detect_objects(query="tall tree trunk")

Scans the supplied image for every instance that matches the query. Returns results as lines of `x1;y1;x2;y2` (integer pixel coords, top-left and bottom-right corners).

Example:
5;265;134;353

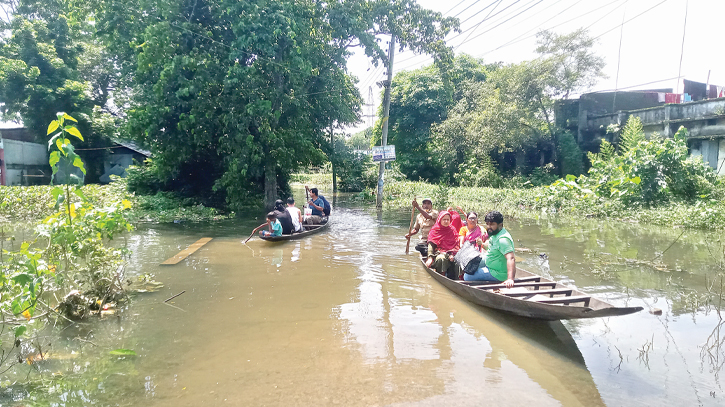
264;160;276;210
331;127;337;193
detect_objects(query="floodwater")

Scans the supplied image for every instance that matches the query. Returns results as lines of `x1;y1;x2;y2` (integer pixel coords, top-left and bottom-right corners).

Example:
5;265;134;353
3;191;725;406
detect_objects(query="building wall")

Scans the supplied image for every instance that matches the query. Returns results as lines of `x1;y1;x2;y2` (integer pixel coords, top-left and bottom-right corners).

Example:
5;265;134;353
575;97;725;174
2;139;49;185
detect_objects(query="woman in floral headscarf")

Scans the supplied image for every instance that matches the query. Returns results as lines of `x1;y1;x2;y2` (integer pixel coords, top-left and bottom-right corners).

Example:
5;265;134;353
425;211;460;279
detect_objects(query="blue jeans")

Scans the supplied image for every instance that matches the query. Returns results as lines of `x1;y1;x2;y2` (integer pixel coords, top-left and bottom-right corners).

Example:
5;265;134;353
463;261;502;282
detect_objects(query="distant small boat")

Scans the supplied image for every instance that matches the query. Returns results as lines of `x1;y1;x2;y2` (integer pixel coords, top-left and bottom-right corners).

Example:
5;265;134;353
259;219;330;242
420;258;642;320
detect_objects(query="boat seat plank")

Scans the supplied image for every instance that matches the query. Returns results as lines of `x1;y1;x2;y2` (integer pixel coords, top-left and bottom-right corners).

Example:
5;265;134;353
532;295;591;307
504;288;573;298
473;282;558;290
459;276;541;286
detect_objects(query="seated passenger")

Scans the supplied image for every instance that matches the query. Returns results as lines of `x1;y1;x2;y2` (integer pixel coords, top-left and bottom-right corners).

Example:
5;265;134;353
464;211;516;288
286;197;303;233
425;211;460;280
273;199;294;234
447;206;464;233
306;186;331;216
458;211;488;249
304;187;326;224
260;212;283;237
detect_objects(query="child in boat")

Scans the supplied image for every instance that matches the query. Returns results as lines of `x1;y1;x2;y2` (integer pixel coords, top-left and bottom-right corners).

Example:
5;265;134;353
260;212;283;237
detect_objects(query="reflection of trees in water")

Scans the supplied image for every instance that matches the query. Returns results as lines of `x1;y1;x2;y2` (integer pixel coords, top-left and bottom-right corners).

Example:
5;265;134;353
701;316;725;387
522;217;725;317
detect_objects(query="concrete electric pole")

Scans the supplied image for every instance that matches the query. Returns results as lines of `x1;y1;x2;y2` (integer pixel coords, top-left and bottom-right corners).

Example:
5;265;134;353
376;35;395;208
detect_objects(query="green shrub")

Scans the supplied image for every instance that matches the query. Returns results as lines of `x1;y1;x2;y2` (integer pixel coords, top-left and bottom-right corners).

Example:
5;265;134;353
557;131;584;176
544;126;718;208
528;164;558;186
454;155;504;187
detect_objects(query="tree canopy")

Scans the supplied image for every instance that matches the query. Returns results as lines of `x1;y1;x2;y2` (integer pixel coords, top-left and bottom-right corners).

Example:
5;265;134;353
96;0;457;208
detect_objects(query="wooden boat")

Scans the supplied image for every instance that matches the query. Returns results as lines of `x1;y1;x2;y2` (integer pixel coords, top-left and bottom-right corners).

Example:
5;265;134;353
259;219;330;242
420;258;642;320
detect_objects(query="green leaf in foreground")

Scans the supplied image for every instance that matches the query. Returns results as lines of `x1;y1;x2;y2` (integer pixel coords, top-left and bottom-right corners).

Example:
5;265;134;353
109;349;137;356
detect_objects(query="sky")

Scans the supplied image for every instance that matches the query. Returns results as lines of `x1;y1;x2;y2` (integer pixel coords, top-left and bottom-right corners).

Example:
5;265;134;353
345;0;725;134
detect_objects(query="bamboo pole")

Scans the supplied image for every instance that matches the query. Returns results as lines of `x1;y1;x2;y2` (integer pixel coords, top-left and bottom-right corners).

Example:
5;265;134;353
405;204;416;254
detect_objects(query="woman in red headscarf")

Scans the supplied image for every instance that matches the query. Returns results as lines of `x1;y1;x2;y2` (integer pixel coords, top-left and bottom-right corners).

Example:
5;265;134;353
425;211;461;279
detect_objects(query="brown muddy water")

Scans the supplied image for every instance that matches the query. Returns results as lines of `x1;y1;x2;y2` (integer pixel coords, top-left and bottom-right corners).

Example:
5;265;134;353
2;192;725;406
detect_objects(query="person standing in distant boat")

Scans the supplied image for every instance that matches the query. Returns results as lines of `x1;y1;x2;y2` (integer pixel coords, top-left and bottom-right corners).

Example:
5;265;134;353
286;197;303;233
464;211;516;288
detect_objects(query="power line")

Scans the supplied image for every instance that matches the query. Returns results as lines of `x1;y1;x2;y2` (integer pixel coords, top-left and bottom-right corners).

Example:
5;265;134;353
591;0;670;41
451;0;546;50
444;0;472;15
480;0;605;56
452;0;491;19
458;0;507;25
454;0;503;51
591;75;681;93
397;0;537;69
393;0;501;66
477;0;626;59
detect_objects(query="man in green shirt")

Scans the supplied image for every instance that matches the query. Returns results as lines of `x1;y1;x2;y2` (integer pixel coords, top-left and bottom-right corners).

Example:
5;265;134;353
463;211;516;288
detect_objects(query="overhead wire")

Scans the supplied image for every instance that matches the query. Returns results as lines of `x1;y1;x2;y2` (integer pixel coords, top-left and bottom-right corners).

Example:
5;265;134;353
590;76;681;93
443;0;472;16
480;0;607;56
451;0;547;50
393;0;501;66
591;0;670;41
397;0;541;69
454;0;503;51
458;0;508;25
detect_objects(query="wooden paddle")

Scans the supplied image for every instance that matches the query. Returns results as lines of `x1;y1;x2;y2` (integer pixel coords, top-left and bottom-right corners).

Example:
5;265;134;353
244;222;268;243
405;202;417;254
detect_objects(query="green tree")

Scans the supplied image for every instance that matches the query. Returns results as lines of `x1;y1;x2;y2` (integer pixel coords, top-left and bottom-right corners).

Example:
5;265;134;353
535;28;606;100
0;0;121;182
100;0;457;209
429;29;606;182
384;54;489;182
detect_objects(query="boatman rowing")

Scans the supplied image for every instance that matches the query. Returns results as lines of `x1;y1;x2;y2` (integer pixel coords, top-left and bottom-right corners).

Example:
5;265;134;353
464;211;516;288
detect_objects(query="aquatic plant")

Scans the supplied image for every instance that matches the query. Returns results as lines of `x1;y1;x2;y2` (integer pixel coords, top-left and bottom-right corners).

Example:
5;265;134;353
0;114;133;376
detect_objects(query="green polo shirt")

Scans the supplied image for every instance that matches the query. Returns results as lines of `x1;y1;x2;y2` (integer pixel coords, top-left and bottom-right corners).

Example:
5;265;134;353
485;228;514;281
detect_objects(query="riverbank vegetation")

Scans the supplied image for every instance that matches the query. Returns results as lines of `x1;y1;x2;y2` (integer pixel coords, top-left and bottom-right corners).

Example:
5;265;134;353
0;116;139;397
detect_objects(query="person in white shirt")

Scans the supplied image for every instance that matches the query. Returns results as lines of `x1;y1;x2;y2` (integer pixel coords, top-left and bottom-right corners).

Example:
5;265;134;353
286;197;303;233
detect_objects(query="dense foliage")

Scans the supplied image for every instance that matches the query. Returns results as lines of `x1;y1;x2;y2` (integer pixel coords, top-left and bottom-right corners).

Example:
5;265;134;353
0;0;121;182
384;29;603;185
0;116;133;381
542;122;719;209
96;0;457;209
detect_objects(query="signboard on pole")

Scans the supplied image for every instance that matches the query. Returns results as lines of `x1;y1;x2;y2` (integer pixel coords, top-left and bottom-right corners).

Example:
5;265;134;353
372;145;396;162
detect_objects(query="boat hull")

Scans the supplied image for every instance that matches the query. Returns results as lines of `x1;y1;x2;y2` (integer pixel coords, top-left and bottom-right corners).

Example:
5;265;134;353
420;259;642;320
259;220;330;242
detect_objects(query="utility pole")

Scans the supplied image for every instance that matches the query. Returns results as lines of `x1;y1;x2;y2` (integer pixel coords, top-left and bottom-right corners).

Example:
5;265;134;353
376;35;395;208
